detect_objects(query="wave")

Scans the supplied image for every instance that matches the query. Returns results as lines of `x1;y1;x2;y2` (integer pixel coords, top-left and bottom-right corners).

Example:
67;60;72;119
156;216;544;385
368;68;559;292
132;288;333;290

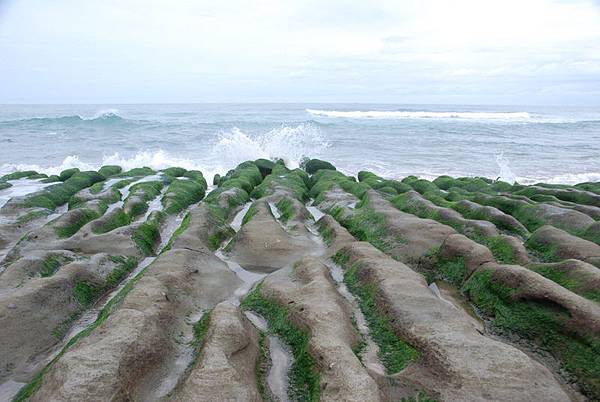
0;109;128;126
210;123;330;169
0;123;330;182
306;109;533;120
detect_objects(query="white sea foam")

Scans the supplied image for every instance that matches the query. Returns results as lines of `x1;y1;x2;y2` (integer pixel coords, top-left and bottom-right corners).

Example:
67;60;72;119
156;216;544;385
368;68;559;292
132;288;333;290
495;153;517;184
210;123;329;169
306;109;532;120
0;123;329;182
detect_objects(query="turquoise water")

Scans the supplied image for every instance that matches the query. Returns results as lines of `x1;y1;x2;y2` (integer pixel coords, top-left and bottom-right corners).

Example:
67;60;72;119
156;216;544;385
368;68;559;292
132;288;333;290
0;104;599;184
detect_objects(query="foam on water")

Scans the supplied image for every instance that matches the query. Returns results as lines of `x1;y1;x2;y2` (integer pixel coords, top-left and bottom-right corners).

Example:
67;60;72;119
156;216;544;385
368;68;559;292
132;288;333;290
306;109;533;121
0;104;598;186
211;124;329;169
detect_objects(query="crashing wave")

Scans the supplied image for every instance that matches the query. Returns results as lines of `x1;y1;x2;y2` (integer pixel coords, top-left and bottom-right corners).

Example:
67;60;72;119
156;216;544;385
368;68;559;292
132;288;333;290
306;109;532;120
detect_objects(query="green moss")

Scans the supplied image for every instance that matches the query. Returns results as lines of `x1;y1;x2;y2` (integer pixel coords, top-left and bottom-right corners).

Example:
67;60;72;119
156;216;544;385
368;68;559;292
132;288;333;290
310;170;369;203
515;186;600;207
524;236;560;262
484;236;516;264
205;209;236;250
302;158;336;174
358;171;412;195
14;253;153;401
98;165;122;178
88;182;105;194
318;223;333;246
251;164;309;201
40;255;64;277
24;171;105;210
111;178;137;189
162;167;187;177
104;256;138;288
218;162;263;191
161;177;207;215
529;264;600;303
16;209;51;225
124;181;163;217
255;333;272;401
1;170;39;181
192;311;211;348
407;179;440;195
91;208;131;234
275;197;295;223
59;168;80;182
433;256;467;286
335;254;419;374
242;203;257;225
26;172;47;179
73;281;102;307
120;167;155;177
41;175;60;183
241;285;320;402
463;270;600;399
254;158;275;178
55;204;107;238
0;182;12;190
132;212;165;256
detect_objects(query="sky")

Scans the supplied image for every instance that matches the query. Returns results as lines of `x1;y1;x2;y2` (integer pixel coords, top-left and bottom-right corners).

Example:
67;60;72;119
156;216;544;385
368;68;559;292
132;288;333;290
1;0;600;105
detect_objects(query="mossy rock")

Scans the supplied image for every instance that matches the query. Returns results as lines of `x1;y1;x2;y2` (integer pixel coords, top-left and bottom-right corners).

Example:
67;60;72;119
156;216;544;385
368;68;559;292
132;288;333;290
98;165;122;178
132;211;165;255
302;158;336;174
463;269;600;399
162;167;187;178
358;171;411;194
254;158;275;178
0;182;12;190
24;171;105;210
161;178;207;215
41;175;60;183
251;164;309;201
121;167;155;177
59;168;80;182
310;170;369;202
1;170;39;181
213;174;221;186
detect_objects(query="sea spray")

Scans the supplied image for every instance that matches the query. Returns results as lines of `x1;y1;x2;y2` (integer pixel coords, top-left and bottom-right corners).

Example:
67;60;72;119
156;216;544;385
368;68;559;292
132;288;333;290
495;153;516;184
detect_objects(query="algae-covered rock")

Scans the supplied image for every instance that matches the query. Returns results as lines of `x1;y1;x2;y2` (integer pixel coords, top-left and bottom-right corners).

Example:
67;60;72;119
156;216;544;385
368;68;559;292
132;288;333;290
302;158;336;174
98;165;122;178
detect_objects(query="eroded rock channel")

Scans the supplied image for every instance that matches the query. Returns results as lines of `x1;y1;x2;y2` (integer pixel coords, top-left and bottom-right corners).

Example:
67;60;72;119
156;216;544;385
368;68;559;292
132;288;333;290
0;159;598;401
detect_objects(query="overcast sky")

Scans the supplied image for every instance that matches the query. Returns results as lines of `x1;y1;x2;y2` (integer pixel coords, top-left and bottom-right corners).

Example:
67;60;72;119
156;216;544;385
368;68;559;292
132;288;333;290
1;0;600;105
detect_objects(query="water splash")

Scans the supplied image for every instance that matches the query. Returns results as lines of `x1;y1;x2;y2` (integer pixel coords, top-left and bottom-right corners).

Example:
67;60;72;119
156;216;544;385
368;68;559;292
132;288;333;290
211;124;329;169
495;153;516;184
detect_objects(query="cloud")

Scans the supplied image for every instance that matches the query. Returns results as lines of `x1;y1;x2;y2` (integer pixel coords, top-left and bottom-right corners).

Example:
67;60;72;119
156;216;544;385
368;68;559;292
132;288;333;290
0;0;599;104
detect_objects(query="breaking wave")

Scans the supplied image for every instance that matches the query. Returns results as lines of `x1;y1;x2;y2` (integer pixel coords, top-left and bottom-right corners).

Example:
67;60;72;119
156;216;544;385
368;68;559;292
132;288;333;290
306;109;532;121
210;124;330;169
0;123;330;181
0;109;128;126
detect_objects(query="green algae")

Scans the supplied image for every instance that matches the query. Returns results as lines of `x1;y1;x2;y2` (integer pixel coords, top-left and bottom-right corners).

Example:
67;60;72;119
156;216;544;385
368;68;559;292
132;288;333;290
241;285;320;402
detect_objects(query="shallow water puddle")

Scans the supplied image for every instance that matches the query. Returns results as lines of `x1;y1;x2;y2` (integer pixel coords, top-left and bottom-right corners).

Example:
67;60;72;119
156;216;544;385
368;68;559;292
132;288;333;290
105;174;163;213
325;260;386;376
229;202;252;232
0;178;53;209
306;203;325;222
267;201;281;220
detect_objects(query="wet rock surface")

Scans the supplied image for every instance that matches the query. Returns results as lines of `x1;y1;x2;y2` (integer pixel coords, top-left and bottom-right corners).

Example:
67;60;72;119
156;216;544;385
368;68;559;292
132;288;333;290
0;160;598;401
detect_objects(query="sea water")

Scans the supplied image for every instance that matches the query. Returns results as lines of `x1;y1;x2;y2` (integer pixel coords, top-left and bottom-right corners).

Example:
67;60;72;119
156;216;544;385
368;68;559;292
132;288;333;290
1;103;599;185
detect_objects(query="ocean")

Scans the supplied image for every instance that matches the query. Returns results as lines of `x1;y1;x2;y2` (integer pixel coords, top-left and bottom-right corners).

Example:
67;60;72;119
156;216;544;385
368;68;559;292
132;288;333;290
0;103;599;185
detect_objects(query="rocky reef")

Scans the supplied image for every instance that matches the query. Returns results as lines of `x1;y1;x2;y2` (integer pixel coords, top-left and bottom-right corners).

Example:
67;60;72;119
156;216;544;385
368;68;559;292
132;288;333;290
0;159;598;401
